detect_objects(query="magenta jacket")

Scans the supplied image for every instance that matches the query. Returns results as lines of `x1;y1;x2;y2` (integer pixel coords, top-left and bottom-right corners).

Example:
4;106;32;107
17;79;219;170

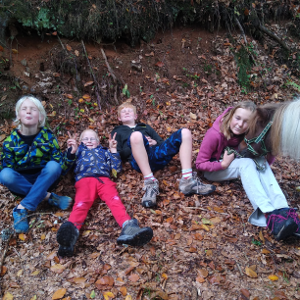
195;107;275;172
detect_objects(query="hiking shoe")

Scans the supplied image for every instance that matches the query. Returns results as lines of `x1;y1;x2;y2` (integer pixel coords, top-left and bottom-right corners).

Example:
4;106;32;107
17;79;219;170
142;179;159;208
117;219;153;246
266;208;298;241
290;208;300;238
13;207;29;233
57;221;79;257
49;193;72;210
179;173;216;196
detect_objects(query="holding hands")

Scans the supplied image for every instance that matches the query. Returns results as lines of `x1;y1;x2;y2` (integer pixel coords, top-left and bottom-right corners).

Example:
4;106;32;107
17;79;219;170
67;131;78;154
109;132;118;153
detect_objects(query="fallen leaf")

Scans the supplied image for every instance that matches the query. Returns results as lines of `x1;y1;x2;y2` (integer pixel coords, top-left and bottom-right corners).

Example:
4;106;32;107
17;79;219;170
74;50;80;57
128;273;140;282
52;31;57;35
31;270;40;276
47;251;57;260
84;81;94;87
125;296;132;300
245;267;258;278
3;292;14;300
50;264;65;274
1;266;7;276
1;95;7;101
66;45;72;51
103;291;114;299
90;290;96;299
120;286;127;296
240;289;250;298
40;234;46;240
0;45;4;52
52;288;66;299
261;249;270;254
155;61;164;67
12;49;18;54
30;296;37;300
268;274;279;281
82;94;91;100
18;233;26;241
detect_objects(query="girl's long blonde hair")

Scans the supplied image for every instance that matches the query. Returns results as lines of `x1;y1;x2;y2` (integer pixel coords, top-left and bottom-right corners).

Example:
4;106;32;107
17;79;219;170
220;101;256;140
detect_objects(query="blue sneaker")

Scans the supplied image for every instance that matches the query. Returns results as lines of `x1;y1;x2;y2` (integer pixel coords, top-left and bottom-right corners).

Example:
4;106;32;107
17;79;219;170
48;193;72;210
13;207;29;233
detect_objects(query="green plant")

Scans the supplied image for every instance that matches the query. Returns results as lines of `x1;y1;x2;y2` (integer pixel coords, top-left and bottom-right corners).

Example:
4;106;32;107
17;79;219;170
122;84;130;98
251;239;262;246
286;80;300;92
204;63;212;74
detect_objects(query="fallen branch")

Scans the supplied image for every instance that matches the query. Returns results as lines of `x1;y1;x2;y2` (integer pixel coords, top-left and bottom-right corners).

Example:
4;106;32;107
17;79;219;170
101;48;125;86
81;40;102;109
259;24;290;52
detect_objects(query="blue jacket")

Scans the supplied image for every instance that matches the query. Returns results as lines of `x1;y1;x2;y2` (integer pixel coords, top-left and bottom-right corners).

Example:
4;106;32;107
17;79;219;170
0;127;75;175
74;143;122;182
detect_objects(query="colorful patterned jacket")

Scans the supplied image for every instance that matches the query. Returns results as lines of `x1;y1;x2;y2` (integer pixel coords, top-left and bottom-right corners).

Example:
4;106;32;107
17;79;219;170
74;143;122;182
0;127;75;175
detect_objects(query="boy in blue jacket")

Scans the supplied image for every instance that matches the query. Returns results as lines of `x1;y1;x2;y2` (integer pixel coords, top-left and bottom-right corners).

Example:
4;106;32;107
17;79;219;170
0;95;77;233
56;129;153;257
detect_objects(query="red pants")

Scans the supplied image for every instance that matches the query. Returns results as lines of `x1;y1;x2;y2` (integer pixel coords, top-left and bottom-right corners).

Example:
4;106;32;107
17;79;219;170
68;177;131;229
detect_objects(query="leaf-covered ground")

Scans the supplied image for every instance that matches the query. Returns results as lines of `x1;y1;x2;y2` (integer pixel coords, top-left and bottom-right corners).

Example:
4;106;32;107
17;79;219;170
1;26;300;300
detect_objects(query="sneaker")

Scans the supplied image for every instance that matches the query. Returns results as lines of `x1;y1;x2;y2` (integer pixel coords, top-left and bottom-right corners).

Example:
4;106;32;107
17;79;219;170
142;179;159;208
290;208;300;238
49;193;72;210
179;173;216;196
13;207;29;233
266;208;298;241
117;219;153;246
57;221;79;257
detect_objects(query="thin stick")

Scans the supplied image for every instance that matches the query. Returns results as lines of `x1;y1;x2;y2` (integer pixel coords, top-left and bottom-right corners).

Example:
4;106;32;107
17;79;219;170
185;207;229;216
235;261;243;277
0;231;13;285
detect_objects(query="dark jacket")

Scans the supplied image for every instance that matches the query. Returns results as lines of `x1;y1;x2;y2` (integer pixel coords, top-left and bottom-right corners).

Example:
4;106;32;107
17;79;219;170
1;127;75;175
74;143;122;182
111;123;164;161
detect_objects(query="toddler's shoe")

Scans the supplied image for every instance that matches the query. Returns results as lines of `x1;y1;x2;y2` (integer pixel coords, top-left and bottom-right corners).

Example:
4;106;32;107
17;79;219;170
117;219;153;247
142;179;159;208
57;221;79;257
49;193;72;210
179;173;216;196
267;208;298;241
13;207;29;233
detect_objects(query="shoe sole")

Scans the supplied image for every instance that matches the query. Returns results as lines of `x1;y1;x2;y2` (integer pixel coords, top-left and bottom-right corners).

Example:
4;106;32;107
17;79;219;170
57;222;78;257
181;185;216;196
117;227;153;247
275;220;298;241
142;200;156;208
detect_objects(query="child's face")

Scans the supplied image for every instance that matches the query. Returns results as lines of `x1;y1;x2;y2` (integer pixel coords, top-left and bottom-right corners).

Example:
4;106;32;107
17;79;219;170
230;108;253;135
18;99;40;129
81;131;99;149
118;107;137;124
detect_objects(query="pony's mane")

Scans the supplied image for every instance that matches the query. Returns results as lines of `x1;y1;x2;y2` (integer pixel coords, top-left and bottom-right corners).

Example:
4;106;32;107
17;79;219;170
276;99;300;160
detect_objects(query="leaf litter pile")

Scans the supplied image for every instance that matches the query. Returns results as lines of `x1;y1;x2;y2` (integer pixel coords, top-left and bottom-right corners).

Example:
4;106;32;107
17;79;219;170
1;28;300;300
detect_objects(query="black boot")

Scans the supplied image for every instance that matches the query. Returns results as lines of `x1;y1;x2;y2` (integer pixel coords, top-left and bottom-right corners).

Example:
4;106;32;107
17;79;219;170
267;208;298;241
57;221;79;257
117;219;153;246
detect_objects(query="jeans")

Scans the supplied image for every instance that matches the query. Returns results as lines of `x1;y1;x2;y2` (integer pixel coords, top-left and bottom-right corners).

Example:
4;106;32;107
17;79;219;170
203;157;289;227
0;161;62;211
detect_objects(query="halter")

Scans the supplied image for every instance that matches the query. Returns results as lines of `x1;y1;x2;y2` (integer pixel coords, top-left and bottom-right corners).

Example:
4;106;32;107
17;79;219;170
244;120;273;157
223;120;273;171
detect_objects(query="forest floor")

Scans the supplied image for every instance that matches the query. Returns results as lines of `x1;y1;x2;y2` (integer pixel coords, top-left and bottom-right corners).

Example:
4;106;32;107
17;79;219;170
1;24;300;300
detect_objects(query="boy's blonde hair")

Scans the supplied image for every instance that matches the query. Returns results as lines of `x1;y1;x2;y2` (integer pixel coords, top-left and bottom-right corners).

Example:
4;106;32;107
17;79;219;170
117;102;137;116
220;101;256;140
14;95;47;129
79;129;100;142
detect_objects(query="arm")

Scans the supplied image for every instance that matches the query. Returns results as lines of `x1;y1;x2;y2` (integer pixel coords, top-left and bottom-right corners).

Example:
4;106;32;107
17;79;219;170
195;129;225;172
146;125;164;145
1;140;15;169
108;132;122;173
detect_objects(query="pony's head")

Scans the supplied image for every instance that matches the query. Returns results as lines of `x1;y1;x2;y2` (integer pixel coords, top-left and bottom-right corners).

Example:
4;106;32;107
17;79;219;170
239;99;300;161
239;103;281;158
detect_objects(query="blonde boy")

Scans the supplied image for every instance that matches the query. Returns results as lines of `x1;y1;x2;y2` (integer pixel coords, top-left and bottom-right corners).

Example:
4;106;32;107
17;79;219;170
111;103;216;208
56;129;153;257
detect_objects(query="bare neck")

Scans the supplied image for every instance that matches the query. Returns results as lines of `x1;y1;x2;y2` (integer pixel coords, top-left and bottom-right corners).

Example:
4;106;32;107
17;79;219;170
19;125;39;136
122;120;136;127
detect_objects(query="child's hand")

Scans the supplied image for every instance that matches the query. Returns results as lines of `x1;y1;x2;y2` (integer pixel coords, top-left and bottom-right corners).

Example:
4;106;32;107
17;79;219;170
221;150;235;169
67;131;78;154
146;136;157;146
109;132;117;153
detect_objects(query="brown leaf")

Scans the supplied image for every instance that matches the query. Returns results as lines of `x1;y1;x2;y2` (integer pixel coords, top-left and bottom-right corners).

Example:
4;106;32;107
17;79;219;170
196;276;205;283
241;288;250;298
128;273;140;282
95;276;114;290
12;49;18;54
0;45;4;52
119;286;127;296
66;45;72;51
52;288;66;299
50;264;65;274
197;269;208;278
155;61;164;68
46;251;57;260
74;50;80;57
1;266;7;276
84;81;94;87
245;267;258;278
52;31;57;36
